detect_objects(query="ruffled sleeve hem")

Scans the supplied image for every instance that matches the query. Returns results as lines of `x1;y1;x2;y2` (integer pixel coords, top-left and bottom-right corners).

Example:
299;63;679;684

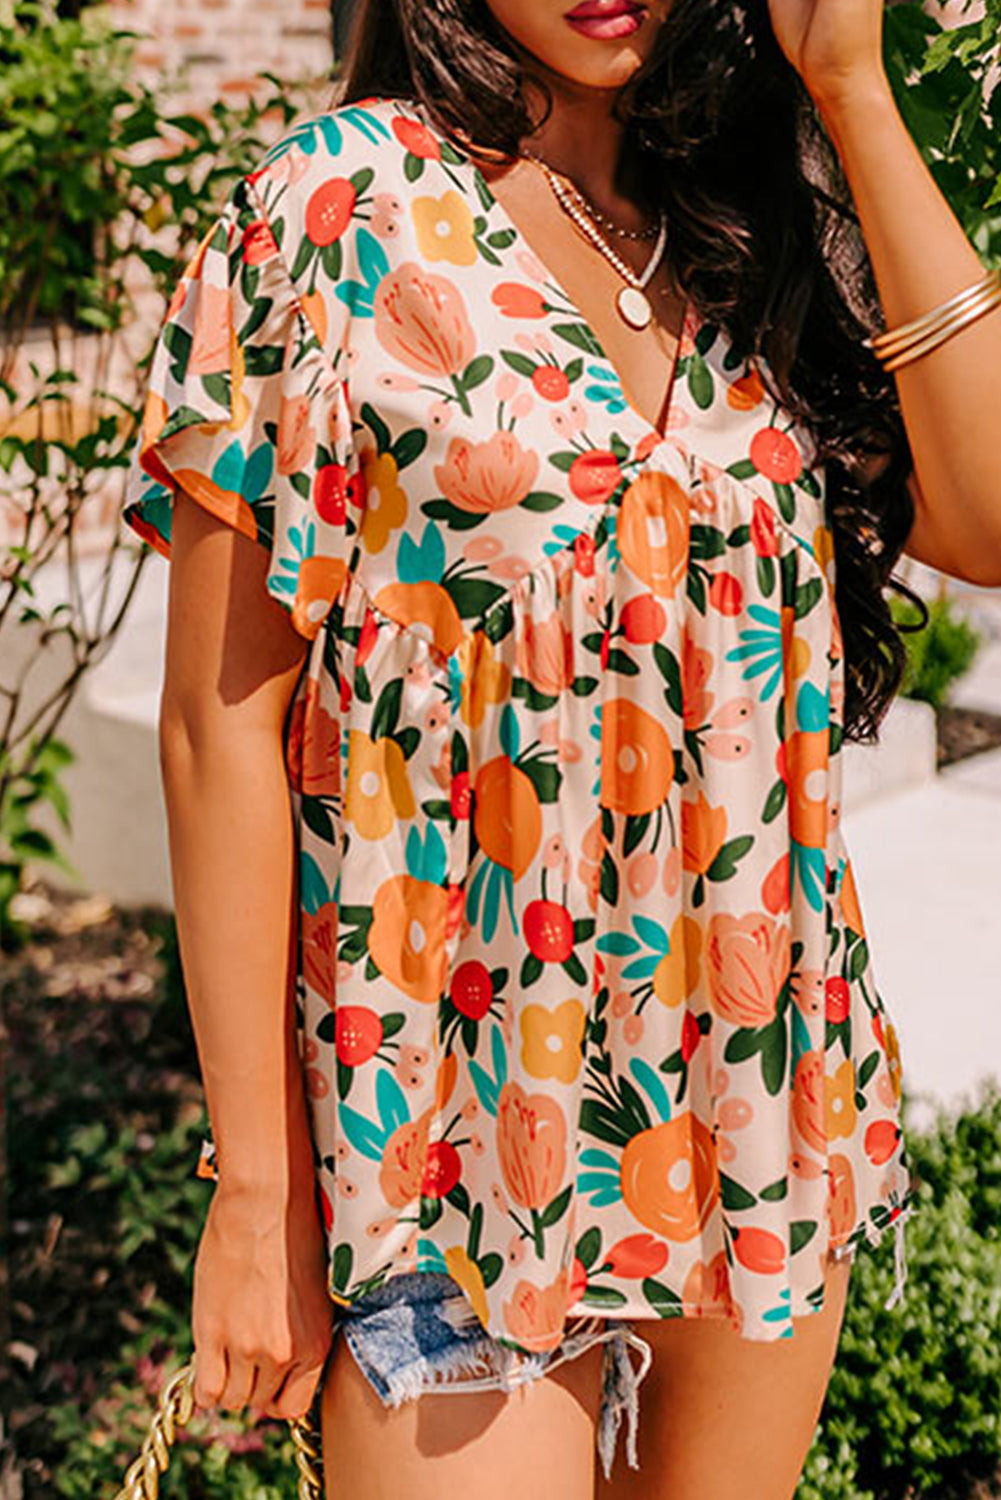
122;173;361;642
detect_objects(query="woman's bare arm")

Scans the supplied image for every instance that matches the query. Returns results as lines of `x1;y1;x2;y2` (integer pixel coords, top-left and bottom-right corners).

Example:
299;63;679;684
159;487;333;1420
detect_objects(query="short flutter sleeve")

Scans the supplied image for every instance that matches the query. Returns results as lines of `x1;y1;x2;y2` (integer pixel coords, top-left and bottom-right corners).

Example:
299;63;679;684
122;173;359;641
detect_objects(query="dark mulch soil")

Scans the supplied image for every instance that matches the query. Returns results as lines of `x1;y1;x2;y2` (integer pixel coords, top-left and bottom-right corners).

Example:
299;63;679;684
0;890;206;1494
936;703;1001;768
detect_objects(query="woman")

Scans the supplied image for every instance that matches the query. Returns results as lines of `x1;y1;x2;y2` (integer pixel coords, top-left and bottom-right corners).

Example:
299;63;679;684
122;0;1001;1494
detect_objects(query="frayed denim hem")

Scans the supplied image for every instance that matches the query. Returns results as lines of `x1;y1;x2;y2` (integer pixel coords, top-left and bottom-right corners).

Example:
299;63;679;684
334;1273;654;1481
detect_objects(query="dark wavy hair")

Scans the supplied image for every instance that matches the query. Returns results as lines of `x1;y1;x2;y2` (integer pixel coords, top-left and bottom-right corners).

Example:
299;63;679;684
332;0;928;743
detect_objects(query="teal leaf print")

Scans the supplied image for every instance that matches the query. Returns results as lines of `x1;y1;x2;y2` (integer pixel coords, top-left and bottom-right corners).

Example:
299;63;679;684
376;1067;410;1135
629;1057;673;1124
299;849;332;916
398;520;445;584
337;1100;389;1161
335;227;390;316
583;362;628;414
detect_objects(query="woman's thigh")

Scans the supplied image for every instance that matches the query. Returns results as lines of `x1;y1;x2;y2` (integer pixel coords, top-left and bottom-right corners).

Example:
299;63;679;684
319;1321;607;1500
596;1252;854;1500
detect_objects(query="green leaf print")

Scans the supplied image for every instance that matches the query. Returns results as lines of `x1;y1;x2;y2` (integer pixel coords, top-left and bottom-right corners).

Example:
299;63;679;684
641;1278;684;1318
762;778;786;823
421;498;485;531
361;400;392;454
719;1173;758;1211
759;1018;788;1096
687;350;715;409
371;678;403;739
576;1226;603;1270
461;353;494;391
540;1184;573;1228
501;350;537;377
479;1253;504;1288
759;1176;789;1202
391;428;428;471
689;524;727;560
755;553;776;596
520;491;563;511
551;321;604;357
580;1285;629;1309
794;575;824;620
773;480;796;523
790;1220;818;1255
706;834;754;882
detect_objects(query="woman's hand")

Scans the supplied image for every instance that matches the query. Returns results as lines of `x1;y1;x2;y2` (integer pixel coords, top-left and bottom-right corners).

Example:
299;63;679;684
764;0;887;109
191;1177;334;1422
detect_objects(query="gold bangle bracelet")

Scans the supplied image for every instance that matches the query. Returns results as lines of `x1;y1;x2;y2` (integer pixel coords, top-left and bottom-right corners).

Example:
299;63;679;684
880;279;1001;372
870;267;1001;360
864;267;1000;354
871;274;998;358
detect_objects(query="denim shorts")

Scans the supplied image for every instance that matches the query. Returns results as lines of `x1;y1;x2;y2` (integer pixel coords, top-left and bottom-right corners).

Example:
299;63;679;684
329;1270;654;1480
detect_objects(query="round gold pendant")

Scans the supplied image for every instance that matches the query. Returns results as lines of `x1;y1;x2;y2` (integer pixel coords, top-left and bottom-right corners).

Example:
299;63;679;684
617;285;652;330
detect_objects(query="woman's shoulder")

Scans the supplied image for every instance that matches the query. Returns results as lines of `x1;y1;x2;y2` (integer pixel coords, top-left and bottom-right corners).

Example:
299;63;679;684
246;94;448;221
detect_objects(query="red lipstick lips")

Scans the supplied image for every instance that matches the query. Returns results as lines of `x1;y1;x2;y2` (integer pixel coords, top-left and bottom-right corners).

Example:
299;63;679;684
564;0;648;41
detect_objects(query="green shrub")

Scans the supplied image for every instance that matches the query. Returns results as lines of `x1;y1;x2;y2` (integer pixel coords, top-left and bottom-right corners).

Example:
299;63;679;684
799;1080;1001;1500
891;593;981;711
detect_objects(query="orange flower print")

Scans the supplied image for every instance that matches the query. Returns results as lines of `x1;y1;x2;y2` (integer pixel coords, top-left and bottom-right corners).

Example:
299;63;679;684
367;873;449;1004
827;1152;857;1242
502;1266;571;1352
276;393;316;476
379;1106;433;1207
681;790;727;874
705;912;791;1026
344;730;416;840
359;448;408;552
826;1058;857;1140
301;900;338;1005
681;630;715;729
682;1250;733;1315
519;999;587;1085
516;610;575;696
780;729;828;849
412;190;478;267
435;430;539;514
456;631;510;729
289;679;340;798
473;756;542;880
374;261;475;376
496;1080;567;1209
578;814;605;914
839;856;867;938
600;697;674;815
187;282;231;376
726;368;765;411
792;1049;827;1154
616;471;691;598
620;1112;719;1242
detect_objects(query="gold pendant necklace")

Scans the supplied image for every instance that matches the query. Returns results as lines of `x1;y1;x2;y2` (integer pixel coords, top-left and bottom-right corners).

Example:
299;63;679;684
524;153;668;332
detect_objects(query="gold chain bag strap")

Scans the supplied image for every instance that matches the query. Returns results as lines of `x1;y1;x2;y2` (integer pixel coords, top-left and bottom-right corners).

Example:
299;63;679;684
112;1354;325;1500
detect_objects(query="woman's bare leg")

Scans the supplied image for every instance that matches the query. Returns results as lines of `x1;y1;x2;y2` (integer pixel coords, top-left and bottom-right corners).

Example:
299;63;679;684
596;1253;854;1500
320;1327;607;1500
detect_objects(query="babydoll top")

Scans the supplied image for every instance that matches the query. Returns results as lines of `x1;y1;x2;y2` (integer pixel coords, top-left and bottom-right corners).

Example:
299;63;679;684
122;92;917;1352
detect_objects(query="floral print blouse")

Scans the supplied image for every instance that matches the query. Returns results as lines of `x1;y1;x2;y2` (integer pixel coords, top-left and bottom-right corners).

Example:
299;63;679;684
122;91;917;1353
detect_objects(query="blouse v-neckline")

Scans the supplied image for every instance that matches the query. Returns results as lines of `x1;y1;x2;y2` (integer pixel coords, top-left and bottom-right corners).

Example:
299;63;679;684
401;94;696;454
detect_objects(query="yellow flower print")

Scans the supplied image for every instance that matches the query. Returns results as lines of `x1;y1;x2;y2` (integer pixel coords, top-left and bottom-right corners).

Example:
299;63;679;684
457;631;510;729
826;1057;857;1141
344;730;416;840
226;320;250;432
444;1244;490;1328
360;449;408;553
812;522;835;582
520;999;586;1085
884;1020;903;1105
412;190;478;267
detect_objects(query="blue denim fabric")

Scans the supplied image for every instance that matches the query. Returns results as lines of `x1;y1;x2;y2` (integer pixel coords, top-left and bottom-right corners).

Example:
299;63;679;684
330;1270;654;1480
